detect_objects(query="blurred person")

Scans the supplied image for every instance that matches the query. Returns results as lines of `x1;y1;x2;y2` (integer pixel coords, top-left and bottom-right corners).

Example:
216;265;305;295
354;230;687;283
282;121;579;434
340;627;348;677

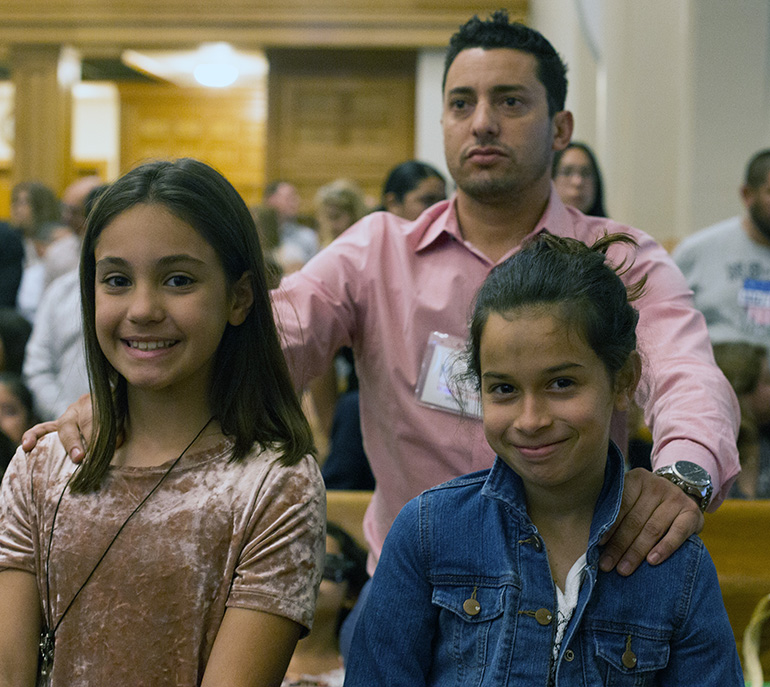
22;183;107;420
674;149;770;346
0;308;32;375
264;180;320;266
11;182;61;317
43;179;106;285
251;204;284;289
381;161;447;221
16;220;73;322
10;181;60;243
314;180;368;246
0;372;37;446
0;221;24;308
59;175;103;235
552;141;607;217
713;341;770;498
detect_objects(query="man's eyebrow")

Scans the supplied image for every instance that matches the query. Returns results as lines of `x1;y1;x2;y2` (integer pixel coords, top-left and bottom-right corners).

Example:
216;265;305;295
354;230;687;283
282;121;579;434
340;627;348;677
447;84;529;96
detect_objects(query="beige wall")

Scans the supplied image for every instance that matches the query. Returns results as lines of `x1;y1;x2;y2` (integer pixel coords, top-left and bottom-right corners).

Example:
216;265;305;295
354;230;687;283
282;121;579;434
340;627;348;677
532;0;770;246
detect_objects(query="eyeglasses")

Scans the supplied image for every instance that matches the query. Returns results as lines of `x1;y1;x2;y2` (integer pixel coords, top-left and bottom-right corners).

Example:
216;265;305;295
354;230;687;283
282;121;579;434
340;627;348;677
556;166;593;180
323;553;356;583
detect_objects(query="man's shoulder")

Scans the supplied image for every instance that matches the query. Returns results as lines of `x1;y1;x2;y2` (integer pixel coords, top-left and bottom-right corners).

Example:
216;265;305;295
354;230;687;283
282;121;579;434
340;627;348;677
675;217;743;255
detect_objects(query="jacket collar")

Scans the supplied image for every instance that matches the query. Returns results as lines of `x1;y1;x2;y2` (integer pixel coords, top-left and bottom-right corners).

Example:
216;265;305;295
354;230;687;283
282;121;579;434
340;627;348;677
481;442;626;549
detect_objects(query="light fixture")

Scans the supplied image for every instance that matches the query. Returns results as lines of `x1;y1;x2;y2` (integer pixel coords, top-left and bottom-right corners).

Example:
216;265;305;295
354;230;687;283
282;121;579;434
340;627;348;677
122;44;267;89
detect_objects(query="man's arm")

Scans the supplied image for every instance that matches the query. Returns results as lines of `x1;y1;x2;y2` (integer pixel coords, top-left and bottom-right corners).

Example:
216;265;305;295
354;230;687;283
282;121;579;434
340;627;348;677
599;231;739;575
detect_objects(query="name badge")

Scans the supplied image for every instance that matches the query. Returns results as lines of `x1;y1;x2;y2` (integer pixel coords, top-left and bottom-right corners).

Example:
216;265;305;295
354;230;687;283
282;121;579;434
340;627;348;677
415;332;481;418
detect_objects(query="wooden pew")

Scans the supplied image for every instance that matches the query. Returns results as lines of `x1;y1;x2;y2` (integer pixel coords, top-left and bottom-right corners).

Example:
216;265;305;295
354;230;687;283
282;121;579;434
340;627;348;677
700;499;770;675
325;490;373;552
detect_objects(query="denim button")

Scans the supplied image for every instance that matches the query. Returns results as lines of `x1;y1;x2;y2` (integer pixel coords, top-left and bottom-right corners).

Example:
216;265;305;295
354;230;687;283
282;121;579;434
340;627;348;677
564;649;575;662
622;649;637;668
463;598;481;616
535;608;552;625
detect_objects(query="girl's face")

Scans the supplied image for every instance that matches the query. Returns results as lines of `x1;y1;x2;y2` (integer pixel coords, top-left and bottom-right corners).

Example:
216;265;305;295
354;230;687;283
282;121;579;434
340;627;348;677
554;147;597;214
388;177;446;221
0;383;30;445
94;203;251;401
479;307;633;494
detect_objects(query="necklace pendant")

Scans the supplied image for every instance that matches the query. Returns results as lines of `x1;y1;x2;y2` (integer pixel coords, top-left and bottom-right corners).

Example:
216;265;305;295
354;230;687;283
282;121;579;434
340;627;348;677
38;628;54;678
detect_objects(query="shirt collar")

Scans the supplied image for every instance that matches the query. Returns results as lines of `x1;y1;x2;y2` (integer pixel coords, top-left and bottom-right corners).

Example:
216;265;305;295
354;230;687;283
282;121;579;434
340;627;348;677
407;186;582;256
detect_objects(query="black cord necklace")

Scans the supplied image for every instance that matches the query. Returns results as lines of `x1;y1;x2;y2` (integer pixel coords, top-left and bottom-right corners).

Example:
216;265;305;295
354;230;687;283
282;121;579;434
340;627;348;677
38;417;214;680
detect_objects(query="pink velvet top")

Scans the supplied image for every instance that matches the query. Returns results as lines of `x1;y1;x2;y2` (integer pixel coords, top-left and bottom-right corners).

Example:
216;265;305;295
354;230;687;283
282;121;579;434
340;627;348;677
0;435;326;686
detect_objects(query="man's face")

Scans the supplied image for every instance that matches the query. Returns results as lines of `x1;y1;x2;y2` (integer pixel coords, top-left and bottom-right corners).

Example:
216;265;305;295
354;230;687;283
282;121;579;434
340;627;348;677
442;48;570;204
744;172;770;243
266;183;301;223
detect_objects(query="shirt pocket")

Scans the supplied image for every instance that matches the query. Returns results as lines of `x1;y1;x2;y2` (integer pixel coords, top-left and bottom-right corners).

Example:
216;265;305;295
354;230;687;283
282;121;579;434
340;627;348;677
431;583;507;671
589;625;671;686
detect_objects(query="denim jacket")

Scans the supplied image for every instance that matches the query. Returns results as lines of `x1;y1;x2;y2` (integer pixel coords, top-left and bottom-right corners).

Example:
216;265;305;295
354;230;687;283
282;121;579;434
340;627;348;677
344;445;742;686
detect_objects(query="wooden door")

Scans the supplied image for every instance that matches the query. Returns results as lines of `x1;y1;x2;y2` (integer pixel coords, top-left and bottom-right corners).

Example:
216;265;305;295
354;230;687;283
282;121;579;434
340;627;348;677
266;49;416;212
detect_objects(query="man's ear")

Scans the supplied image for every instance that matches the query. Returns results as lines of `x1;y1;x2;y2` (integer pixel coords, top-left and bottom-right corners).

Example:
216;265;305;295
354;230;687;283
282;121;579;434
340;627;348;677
614;351;642;412
741;184;755;207
228;272;254;327
552;110;574;152
383;192;401;214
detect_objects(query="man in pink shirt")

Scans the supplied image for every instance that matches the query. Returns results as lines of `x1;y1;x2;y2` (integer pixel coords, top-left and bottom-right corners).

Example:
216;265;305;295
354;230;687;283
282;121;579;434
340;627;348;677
274;10;738;577
35;12;738;587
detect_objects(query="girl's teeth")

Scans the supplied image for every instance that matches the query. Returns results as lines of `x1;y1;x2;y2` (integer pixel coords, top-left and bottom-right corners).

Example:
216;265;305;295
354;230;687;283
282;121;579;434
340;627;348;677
129;341;173;351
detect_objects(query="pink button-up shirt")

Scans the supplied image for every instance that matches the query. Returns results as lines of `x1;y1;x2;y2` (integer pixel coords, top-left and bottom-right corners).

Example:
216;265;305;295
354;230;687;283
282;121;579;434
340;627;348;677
273;192;740;568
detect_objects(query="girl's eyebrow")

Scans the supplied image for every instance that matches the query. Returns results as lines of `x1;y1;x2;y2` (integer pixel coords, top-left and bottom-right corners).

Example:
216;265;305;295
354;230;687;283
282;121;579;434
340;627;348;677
95;255;207;269
481;362;583;380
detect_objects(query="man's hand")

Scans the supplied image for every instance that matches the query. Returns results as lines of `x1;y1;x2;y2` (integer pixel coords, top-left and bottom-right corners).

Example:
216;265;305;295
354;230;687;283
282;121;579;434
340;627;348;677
21;394;94;463
598;467;704;576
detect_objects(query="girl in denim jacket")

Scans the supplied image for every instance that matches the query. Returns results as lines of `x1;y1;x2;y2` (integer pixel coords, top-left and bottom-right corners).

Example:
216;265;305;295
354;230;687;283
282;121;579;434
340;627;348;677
345;233;742;686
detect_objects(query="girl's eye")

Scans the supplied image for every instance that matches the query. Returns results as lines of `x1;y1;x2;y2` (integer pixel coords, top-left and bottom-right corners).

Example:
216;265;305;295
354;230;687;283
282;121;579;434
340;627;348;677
550;378;575;391
103;275;130;288
489;382;516;396
166;275;194;287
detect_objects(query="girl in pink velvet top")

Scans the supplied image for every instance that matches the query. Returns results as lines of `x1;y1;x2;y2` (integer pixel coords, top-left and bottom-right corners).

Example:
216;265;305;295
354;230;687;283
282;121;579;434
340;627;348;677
0;159;325;687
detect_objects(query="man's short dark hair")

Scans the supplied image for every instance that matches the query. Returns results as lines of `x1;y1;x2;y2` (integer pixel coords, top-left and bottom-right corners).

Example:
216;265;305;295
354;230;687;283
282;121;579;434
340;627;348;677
745;150;770;188
443;9;568;116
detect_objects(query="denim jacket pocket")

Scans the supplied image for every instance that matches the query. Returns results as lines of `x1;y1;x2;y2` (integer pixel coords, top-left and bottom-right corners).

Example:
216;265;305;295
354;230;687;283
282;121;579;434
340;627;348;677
431;583;508;674
589;626;670;686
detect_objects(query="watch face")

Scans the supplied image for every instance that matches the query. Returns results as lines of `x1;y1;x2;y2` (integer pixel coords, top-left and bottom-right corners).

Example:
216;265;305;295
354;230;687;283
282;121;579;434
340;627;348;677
673;461;710;487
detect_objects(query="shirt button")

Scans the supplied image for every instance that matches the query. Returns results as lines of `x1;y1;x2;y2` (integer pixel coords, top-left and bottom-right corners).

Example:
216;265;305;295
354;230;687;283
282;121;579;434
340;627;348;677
564;649;575;662
535;608;553;625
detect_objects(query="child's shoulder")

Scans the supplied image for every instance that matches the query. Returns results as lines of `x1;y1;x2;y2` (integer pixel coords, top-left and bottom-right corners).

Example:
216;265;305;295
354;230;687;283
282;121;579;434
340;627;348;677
3;433;72;495
239;447;324;498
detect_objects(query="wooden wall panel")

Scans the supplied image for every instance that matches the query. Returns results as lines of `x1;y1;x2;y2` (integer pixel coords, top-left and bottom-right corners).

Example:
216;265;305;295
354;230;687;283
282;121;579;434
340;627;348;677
267;50;416;212
119;84;266;206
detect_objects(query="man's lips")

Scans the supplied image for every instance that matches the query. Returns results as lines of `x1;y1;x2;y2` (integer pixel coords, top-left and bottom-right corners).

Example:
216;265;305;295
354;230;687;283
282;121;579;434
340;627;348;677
465;146;508;164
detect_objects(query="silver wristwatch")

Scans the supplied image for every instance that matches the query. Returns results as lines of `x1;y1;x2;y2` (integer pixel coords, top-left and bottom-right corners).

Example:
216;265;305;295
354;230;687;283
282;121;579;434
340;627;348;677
653;461;713;512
